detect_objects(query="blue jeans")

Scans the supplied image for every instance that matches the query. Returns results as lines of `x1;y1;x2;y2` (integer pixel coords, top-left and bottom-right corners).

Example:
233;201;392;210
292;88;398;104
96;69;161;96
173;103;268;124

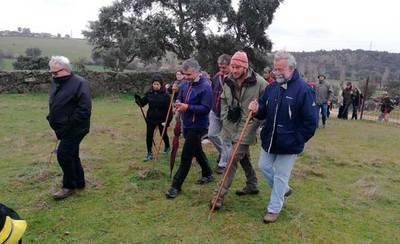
208;111;232;167
317;103;328;126
258;149;296;214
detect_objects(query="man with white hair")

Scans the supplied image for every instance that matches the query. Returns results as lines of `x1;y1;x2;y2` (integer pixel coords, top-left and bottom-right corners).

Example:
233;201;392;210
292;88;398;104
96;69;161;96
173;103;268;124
47;56;92;200
248;51;317;223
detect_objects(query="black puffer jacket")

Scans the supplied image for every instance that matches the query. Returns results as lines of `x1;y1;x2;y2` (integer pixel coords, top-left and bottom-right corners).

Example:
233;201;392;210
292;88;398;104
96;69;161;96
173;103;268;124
137;89;172;125
47;74;92;139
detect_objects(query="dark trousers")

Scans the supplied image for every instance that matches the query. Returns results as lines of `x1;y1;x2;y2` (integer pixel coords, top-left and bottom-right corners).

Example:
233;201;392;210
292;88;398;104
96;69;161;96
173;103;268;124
212;143;258;199
351;105;358;119
172;128;212;190
57;134;86;189
340;103;351;119
146;122;170;154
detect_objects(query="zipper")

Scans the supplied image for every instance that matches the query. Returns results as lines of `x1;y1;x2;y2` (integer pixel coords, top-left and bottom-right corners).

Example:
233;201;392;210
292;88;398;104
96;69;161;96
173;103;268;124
267;89;283;153
267;101;279;153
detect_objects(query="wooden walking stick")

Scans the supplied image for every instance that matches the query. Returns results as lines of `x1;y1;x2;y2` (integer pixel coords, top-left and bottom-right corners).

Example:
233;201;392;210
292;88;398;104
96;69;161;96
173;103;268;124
155;90;176;160
208;110;254;220
47;140;59;166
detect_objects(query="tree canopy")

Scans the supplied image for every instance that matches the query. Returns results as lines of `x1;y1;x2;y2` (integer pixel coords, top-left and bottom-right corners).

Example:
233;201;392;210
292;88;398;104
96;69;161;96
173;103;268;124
83;0;283;72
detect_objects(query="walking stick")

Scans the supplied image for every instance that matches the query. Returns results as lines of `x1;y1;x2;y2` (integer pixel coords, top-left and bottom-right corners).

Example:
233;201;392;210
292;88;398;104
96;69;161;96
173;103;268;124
47;140;59;166
155;90;176;160
208;111;254;220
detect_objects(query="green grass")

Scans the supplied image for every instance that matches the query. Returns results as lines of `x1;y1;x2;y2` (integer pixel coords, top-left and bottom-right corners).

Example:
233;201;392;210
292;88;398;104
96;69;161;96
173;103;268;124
1;94;400;243
0;58;15;71
0;36;92;61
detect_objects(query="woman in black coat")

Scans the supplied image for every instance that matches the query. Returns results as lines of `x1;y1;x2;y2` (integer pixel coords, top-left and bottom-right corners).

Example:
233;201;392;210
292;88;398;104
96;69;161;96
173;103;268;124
135;76;172;161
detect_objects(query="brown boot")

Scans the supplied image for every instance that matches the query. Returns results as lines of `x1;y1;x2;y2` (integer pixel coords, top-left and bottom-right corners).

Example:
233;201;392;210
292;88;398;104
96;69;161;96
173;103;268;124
209;196;223;211
53;188;75;200
263;212;279;224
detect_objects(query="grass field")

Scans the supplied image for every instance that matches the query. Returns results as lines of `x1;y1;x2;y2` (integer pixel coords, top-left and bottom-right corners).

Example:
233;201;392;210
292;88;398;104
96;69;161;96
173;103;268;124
0;36;92;61
1;94;399;243
0;58;15;71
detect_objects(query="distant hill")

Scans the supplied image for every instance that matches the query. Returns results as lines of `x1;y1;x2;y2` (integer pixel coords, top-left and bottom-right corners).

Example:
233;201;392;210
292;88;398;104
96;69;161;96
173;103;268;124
0;36;92;62
292;49;400;83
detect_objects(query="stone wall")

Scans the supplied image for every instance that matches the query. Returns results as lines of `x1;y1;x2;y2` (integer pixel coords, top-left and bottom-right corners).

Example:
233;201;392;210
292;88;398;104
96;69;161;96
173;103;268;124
0;71;175;96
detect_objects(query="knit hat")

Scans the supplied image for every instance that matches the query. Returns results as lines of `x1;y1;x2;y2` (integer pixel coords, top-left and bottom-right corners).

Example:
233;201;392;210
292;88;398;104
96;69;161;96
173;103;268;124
230;51;249;69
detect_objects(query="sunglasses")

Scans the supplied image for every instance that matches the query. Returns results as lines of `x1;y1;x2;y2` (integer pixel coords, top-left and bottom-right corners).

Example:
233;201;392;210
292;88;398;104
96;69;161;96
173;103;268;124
50;68;64;76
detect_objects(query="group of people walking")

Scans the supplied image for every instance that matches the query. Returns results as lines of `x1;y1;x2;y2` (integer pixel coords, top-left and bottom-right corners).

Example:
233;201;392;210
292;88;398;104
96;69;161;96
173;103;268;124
133;51;318;223
45;50;318;224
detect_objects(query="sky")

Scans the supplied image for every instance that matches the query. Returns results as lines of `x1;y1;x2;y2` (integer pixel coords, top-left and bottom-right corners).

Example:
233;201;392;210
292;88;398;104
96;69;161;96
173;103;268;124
1;0;399;53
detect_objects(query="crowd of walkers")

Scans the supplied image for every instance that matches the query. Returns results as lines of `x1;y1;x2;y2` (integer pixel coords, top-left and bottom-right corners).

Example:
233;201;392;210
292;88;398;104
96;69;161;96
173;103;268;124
17;48;400;238
131;51;318;223
5;49;397;238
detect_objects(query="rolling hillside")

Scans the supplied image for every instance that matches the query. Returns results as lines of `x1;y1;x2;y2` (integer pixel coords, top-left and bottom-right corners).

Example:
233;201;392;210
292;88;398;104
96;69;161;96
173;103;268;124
0;36;92;61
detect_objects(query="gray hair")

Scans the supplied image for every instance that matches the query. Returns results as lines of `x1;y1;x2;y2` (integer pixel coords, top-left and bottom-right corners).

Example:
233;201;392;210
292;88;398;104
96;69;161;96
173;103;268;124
274;51;296;69
263;66;271;72
217;54;231;65
48;56;72;72
182;58;201;72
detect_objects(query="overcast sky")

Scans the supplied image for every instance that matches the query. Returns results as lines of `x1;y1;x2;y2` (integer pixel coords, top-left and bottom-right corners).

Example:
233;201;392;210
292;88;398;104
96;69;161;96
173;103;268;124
1;0;399;53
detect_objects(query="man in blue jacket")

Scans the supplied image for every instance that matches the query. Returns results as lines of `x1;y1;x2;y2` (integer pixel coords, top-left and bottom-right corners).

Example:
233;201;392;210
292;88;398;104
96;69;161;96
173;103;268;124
165;58;214;198
249;51;317;223
47;56;92;200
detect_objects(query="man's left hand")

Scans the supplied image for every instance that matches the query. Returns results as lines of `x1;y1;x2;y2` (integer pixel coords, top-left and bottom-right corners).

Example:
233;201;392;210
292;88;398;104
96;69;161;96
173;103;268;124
176;102;189;112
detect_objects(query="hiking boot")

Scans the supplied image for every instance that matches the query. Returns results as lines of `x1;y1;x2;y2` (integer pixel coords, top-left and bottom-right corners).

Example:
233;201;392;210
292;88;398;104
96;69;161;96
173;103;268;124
215;166;225;175
144;153;154;161
53;188;75;200
263;212;279;224
209;197;223;211
196;175;214;185
162;147;170;154
165;187;180;199
235;187;259;196
285;187;293;197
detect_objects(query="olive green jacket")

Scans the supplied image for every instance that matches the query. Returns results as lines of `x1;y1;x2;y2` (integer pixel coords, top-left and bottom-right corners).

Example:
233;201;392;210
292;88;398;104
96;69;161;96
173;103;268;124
221;69;267;145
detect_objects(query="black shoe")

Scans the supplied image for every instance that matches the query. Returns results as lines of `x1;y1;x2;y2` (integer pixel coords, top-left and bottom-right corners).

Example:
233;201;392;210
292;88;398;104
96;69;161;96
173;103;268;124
165;187;180;198
285;187;293;197
196;175;214;185
215;166;225;175
235;187;259;196
162;147;170;154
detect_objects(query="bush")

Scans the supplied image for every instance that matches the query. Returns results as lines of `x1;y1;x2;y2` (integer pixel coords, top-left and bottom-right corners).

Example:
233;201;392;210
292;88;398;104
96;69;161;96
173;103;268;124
13;56;49;70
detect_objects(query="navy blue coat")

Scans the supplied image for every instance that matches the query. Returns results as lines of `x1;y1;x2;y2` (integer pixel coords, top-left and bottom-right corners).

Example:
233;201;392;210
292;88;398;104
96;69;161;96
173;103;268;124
256;69;317;154
176;74;213;129
47;74;92;139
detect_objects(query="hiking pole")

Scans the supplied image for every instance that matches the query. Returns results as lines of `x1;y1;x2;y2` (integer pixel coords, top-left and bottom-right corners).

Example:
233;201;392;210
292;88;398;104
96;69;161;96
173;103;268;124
208;111;254;220
47;140;59;166
155;90;176;160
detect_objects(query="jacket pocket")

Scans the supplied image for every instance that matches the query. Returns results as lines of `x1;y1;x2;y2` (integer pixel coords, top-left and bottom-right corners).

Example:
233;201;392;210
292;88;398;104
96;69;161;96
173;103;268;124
276;127;299;150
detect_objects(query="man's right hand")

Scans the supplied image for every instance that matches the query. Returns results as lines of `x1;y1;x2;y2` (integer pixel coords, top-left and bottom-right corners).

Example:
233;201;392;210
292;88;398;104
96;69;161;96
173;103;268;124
248;100;259;113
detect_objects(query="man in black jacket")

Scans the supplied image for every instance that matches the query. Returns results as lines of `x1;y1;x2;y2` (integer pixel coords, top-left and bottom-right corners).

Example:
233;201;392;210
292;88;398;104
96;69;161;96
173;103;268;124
47;56;92;200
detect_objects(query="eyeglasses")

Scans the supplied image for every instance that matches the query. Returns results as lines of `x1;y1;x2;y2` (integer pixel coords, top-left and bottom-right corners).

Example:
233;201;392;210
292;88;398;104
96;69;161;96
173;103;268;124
50;68;64;76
